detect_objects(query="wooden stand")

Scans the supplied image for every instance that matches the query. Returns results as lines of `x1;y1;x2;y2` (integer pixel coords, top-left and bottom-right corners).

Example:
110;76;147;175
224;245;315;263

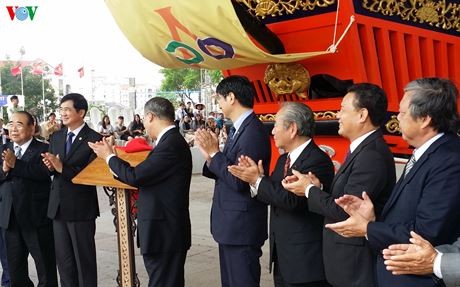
73;150;149;287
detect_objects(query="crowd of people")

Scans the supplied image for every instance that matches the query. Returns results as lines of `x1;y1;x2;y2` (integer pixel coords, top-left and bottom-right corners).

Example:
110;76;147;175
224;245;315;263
0;75;458;287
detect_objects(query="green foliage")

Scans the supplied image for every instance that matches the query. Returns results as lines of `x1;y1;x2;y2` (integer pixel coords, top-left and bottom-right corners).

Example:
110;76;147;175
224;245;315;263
160;68;200;92
1;62;58;121
159;68;223;105
209;70;223;83
155;91;179;106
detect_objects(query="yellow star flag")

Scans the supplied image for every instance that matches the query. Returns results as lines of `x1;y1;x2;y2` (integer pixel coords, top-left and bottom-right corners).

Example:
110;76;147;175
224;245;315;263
105;0;331;69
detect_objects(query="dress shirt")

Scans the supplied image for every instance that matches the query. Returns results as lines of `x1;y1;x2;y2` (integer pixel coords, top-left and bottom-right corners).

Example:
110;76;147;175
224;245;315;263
153;125;175;147
412;133;444;162
250;139;312;197
304;129;377;198
13;137;33;156
232;109;253;136
67;122;86;144
433;251;443;279
209;109;253;159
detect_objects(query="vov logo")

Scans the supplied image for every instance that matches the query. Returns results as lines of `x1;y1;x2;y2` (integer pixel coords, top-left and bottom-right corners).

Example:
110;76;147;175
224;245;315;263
6;6;38;21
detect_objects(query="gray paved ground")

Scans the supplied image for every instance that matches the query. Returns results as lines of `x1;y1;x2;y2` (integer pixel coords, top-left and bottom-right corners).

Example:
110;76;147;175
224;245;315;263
22;175;273;286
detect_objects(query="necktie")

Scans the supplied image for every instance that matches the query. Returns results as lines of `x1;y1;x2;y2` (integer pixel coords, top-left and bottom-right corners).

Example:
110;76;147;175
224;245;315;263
283;154;291;177
228;126;236;139
15;146;22;159
343;149;351;163
403;154;416;178
226;126;236;147
66;132;75;154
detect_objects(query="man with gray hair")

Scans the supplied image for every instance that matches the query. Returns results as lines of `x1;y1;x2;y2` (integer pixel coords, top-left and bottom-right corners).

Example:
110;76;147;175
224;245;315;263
326;78;460;287
228;102;334;286
89;97;192;287
282;83;396;287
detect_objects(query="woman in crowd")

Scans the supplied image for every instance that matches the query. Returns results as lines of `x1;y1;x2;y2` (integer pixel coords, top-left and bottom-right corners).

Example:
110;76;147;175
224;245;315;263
128;114;145;137
99;115;114;137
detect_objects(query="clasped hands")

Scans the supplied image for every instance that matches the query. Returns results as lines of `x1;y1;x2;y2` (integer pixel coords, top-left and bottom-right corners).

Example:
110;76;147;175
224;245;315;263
2;149;17;172
194;129;219;161
282;167;377;238
324;191;376;238
41;152;63;173
88;136;116;160
382;231;437;276
227;155;264;185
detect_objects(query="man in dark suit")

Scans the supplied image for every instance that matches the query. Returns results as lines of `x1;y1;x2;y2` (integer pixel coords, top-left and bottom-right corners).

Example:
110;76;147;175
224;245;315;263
0;111;57;287
326;78;460;287
283;83;396;287
42;93;102;287
195;75;271;287
228;102;334;287
89;97;192;287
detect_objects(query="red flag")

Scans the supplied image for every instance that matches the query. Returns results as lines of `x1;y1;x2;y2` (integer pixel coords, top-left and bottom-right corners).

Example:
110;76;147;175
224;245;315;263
11;65;22;76
32;62;44;75
54;63;63;76
78;66;84;78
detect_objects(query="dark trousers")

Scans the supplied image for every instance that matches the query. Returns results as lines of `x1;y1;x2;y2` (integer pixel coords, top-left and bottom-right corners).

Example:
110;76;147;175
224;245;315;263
0;228;9;287
53;219;97;287
219;244;263;287
4;213;57;287
143;251;187;287
274;260;330;287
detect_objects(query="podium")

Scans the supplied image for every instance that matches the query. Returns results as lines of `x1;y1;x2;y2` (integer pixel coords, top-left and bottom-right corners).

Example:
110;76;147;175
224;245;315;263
72;150;150;287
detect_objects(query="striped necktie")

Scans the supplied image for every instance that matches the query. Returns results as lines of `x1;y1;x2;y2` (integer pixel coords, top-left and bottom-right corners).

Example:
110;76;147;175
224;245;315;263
403;154;416;178
14;146;22;159
283;154;291;177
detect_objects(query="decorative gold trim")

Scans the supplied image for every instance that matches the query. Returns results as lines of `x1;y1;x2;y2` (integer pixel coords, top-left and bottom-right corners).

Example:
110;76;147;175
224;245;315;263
235;0;336;18
259;114;277;121
315;111;338;120
385;115;400;134
362;0;460;33
264;63;310;99
258;111;338;121
116;188;134;287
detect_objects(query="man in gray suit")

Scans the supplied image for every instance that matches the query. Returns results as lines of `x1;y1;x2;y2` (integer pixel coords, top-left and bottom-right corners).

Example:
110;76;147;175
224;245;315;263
383;231;460;287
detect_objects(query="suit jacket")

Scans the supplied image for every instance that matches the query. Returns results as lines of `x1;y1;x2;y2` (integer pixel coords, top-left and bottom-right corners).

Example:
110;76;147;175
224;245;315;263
109;128;192;255
308;129;396;287
256;140;334;284
0;139;52;229
368;133;460;287
47;124;102;221
437;237;460;287
203;113;271;245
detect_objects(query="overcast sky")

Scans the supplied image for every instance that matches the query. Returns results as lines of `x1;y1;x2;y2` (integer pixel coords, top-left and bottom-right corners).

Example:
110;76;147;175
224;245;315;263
0;0;162;86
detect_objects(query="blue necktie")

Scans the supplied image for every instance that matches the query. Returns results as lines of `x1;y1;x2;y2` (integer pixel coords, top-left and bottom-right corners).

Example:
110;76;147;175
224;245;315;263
228;126;236;138
227;126;236;143
66;132;75;154
14;146;22;159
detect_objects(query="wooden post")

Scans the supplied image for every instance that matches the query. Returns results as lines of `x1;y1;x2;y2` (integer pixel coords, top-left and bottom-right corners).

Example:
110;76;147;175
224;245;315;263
73;150;149;287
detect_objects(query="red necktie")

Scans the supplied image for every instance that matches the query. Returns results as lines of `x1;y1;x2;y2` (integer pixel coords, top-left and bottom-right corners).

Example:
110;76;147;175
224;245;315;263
283;154;291;177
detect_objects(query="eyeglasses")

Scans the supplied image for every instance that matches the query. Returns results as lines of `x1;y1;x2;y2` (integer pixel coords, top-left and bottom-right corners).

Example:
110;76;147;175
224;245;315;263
6;123;25;130
144;112;157;119
58;107;75;113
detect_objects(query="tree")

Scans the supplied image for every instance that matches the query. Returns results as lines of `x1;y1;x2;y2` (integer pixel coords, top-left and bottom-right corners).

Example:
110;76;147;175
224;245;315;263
209;70;223;84
1;62;58;121
159;68;223;105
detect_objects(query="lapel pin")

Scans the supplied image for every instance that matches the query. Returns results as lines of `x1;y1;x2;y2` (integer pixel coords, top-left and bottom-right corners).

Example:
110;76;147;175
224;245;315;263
79;137;82;140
